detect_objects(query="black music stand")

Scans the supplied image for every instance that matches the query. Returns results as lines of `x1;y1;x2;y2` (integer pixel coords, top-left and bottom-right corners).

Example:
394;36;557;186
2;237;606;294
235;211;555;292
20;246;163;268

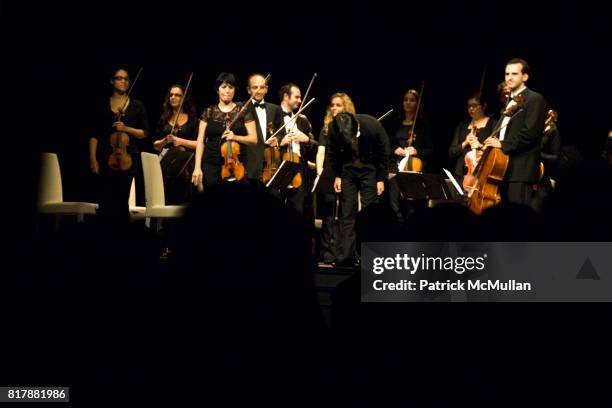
394;172;456;201
265;160;301;190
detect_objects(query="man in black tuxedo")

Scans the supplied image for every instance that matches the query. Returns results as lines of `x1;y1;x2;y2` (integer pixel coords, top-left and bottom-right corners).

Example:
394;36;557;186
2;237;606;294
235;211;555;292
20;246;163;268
245;73;283;186
327;112;389;267
278;83;315;215
484;58;546;206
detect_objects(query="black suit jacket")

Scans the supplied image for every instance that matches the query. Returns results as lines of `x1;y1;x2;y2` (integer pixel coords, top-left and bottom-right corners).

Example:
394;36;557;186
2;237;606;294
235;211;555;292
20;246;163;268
327;114;389;182
245;101;283;179
500;88;547;183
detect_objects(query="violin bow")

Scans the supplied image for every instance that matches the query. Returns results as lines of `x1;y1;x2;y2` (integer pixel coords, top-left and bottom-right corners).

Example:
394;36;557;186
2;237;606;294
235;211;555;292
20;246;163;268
478;68;486;101
119;66;143;114
377;109;394;122
407;80;424;147
300;73;318;109
269;97;316;140
226;73;271;130
169;72;194;135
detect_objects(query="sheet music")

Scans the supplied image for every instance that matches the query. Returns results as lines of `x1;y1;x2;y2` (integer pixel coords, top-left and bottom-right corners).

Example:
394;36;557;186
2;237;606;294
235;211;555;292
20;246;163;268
265;160;287;188
311;173;321;193
443;168;464;196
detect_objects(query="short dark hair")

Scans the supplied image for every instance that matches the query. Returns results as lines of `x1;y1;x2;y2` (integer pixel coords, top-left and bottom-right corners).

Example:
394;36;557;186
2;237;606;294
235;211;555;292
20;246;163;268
215;72;237;89
506;58;530;74
279;83;299;101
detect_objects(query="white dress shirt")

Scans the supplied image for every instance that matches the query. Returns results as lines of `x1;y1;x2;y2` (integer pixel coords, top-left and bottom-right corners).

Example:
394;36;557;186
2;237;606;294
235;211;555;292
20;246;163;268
252;99;267;141
282;108;301;157
499;85;526;141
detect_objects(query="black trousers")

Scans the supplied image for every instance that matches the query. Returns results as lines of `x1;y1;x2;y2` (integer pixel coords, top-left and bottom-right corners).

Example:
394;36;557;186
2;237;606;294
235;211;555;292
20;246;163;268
505;182;534;206
319;192;343;263
340;164;377;263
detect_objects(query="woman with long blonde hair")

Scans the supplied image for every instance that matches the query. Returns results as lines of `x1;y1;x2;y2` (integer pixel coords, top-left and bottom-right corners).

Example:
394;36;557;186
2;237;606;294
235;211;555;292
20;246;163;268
316;93;356;266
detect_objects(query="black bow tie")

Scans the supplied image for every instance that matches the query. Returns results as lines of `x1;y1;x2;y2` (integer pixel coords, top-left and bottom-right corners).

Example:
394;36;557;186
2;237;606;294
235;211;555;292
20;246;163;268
282;111;292;117
253;101;265;109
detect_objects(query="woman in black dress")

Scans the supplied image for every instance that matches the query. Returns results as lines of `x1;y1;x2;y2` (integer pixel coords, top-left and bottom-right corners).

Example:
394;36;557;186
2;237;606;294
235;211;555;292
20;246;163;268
153;84;198;204
388;88;433;225
89;67;149;223
191;73;257;188
389;89;433;173
448;93;494;184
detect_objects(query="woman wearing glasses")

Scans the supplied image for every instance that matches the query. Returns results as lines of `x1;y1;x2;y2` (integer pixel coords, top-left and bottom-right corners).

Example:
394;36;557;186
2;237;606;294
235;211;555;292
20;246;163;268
90;67;149;224
153;85;198;204
191;72;257;188
448;92;494;184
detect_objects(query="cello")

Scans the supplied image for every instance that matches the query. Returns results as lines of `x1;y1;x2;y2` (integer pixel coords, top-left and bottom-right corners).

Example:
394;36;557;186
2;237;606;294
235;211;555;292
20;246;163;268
464;94;525;215
108;67;142;171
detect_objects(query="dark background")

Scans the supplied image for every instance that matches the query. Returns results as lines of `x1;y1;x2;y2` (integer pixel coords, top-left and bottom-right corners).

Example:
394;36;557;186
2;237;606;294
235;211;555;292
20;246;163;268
4;0;611;202
2;2;611;405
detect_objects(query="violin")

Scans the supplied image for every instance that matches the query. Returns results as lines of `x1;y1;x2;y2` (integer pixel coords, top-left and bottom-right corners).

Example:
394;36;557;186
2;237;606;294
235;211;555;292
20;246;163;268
220;113;246;181
108;106;133;171
464;94;525;214
262;122;281;184
281;113;303;188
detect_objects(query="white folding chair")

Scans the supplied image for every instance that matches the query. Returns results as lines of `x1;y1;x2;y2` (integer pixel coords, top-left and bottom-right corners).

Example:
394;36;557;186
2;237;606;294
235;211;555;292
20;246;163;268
140;152;185;230
38;152;98;223
129;178;146;221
